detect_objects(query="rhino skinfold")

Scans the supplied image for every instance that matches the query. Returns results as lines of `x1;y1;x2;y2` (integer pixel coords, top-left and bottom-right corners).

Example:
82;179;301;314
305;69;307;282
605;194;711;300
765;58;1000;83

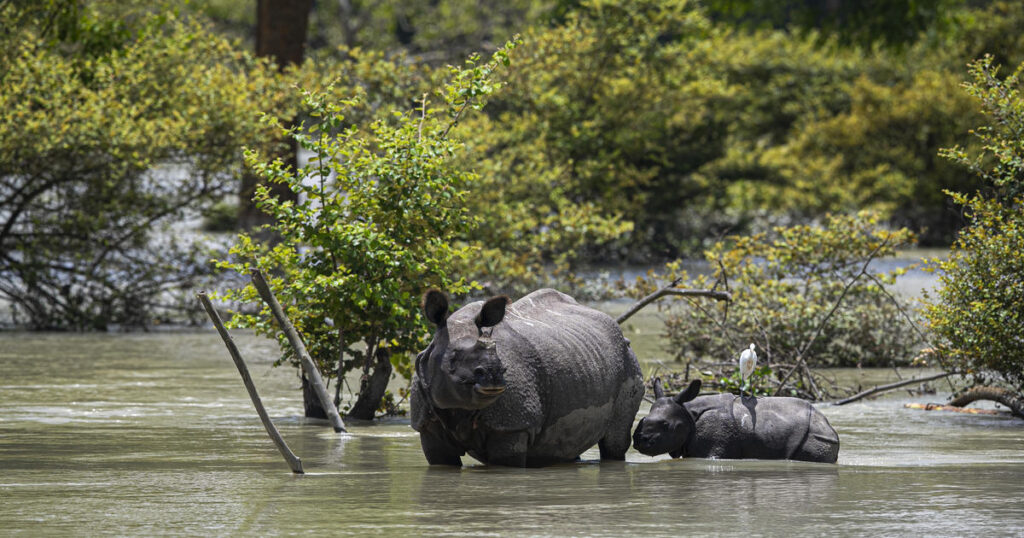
411;288;644;467
632;379;840;463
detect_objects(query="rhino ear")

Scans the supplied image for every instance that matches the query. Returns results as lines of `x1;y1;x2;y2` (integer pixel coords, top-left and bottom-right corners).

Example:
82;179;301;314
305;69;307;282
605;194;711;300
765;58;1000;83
652;377;665;399
674;379;701;404
475;295;509;331
423;289;450;326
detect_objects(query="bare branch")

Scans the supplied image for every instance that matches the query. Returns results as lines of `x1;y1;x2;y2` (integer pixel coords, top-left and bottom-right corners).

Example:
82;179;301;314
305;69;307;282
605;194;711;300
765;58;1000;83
833;372;954;405
617;283;731;325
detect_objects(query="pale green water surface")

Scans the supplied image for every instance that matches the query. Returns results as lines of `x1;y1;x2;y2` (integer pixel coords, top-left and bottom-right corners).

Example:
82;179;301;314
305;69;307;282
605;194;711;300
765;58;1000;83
1;331;1022;536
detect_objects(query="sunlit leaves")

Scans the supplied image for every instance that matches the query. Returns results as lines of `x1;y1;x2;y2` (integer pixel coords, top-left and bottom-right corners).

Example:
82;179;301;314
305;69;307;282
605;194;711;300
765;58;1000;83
926;57;1024;393
217;42;518;405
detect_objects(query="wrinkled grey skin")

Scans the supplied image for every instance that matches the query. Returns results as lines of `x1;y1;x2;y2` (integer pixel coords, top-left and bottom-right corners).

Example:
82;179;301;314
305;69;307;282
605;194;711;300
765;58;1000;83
632;379;840;463
411;288;645;467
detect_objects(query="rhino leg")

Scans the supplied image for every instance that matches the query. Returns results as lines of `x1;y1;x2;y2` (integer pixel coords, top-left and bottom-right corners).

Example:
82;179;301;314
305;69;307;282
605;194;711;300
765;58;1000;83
419;429;464;466
600;374;644;460
598;426;631;460
484;431;529;467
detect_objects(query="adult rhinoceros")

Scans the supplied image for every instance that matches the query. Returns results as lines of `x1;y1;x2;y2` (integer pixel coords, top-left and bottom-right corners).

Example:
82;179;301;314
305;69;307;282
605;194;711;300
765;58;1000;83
410;288;644;467
632;379;840;463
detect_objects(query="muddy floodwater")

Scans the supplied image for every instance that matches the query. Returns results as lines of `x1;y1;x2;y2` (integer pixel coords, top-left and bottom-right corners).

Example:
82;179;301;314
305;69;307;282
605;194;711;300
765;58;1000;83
2;330;1023;536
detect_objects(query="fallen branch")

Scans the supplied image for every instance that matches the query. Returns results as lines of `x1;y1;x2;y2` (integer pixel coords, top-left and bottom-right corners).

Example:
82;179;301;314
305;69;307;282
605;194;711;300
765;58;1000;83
251;269;347;433
616;278;730;325
834;372;954;405
904;403;1004;416
198;292;304;474
949;386;1024;418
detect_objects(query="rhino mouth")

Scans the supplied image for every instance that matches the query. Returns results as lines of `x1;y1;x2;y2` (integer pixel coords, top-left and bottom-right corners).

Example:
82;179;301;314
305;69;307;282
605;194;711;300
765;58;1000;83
473;384;506;397
632;430;666;456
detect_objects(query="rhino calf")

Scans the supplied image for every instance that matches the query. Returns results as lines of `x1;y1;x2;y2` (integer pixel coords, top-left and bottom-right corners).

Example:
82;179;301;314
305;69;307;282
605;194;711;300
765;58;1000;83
632;379;839;463
411;288;644;467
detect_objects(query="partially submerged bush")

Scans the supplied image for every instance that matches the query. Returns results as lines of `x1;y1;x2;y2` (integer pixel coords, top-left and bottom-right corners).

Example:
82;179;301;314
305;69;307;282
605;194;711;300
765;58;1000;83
925;56;1024;395
0;4;292;329
636;212;921;397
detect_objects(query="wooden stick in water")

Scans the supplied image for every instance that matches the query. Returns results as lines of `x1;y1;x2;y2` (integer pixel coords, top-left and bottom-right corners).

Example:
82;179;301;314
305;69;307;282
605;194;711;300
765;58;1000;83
198;292;304;474
250;269;347;433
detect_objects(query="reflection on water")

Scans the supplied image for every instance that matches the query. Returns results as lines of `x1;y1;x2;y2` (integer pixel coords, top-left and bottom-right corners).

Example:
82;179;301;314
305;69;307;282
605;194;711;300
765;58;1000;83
1;332;1022;536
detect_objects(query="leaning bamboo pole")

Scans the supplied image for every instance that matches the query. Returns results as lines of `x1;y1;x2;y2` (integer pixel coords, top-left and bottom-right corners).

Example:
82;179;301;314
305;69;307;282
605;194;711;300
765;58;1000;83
198;292;303;474
250;269;347;433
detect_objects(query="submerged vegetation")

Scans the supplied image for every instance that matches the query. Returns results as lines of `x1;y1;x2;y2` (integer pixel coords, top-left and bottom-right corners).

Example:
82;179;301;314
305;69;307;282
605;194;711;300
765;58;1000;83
216;44;518;418
631;212;923;400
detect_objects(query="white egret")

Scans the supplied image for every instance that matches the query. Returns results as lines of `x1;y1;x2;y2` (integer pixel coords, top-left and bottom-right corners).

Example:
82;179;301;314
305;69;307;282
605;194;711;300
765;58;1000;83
739;343;757;396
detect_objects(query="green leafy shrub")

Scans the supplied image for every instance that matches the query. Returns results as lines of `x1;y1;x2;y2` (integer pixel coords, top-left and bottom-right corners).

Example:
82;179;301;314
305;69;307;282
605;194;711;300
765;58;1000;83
0;4;291;329
925;56;1024;394
638;213;920;392
216;43;518;419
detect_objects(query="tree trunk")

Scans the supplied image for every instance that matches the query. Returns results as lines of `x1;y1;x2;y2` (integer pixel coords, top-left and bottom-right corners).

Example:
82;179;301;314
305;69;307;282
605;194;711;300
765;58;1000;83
346;349;393;420
239;0;313;230
302;373;328;419
950;386;1024;418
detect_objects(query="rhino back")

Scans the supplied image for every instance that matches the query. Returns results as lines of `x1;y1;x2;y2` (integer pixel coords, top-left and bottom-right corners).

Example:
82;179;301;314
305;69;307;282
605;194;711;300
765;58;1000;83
505;289;638;404
688;395;831;460
500;290;642;454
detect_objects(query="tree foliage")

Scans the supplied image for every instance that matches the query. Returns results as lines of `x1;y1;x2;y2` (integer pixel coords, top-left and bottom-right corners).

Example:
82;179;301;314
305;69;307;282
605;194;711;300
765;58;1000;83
926;56;1024;394
216;43;518;418
458;0;987;269
0;2;292;329
194;0;548;64
702;0;959;49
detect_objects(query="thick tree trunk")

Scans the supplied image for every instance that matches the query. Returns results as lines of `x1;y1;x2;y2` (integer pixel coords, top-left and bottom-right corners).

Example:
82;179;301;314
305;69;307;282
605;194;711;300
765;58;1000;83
346;349;393;420
950;386;1024;418
302;374;328;419
239;0;313;230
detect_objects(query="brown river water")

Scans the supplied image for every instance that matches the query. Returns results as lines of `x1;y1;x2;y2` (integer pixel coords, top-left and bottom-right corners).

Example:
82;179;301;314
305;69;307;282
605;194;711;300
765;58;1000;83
1;328;1022;536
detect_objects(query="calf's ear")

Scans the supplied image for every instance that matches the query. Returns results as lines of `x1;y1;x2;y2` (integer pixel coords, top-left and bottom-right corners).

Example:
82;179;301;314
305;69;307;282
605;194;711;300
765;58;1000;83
475;295;509;331
423;289;450;326
674;379;701;404
652;377;665;399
